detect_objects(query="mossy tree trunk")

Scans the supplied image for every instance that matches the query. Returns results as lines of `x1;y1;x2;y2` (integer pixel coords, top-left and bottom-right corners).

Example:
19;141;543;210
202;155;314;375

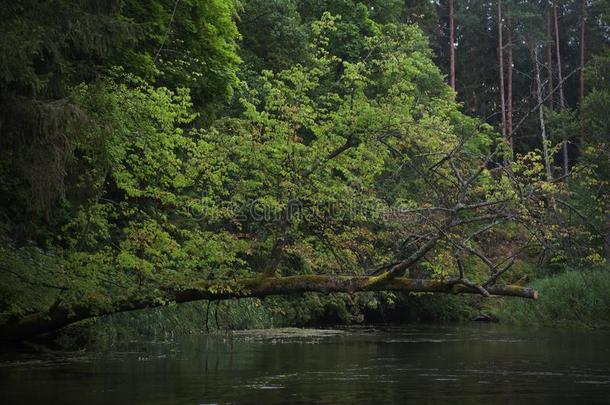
0;275;538;341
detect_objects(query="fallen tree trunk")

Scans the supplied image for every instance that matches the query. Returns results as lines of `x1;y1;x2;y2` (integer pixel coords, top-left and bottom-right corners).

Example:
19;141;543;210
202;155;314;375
0;275;538;341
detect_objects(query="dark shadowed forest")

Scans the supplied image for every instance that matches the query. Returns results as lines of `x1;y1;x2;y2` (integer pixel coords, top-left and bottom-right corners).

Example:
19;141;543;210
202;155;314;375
1;2;610;404
0;0;608;344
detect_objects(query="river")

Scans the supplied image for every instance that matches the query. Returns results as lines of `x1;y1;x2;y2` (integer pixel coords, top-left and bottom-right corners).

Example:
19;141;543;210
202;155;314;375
1;324;609;404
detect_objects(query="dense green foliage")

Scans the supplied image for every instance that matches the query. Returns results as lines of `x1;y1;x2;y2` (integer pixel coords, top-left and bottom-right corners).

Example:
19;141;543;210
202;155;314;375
0;1;608;338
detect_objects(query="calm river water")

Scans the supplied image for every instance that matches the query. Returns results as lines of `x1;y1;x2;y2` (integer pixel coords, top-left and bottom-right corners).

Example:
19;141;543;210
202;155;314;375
1;324;610;404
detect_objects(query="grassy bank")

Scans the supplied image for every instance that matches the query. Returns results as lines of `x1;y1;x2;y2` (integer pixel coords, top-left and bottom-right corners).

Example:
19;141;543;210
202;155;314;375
53;269;610;349
56;292;476;348
57;298;276;348
489;270;610;328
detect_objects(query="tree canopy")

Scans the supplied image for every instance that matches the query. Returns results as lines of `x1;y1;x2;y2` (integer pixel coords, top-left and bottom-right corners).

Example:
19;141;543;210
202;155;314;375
0;0;608;340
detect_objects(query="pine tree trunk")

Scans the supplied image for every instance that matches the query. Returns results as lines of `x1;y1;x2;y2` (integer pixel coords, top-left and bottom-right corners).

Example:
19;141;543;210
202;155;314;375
507;9;513;154
553;2;569;176
497;0;506;139
546;9;554;110
449;0;456;91
579;0;586;144
553;4;565;108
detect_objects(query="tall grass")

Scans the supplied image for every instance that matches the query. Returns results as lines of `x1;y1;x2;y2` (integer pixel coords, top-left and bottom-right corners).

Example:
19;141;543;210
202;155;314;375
65;269;610;348
59;298;278;348
490;270;610;328
58;291;477;348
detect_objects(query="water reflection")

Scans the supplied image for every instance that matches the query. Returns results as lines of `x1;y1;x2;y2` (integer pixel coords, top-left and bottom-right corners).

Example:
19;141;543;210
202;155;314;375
1;324;609;404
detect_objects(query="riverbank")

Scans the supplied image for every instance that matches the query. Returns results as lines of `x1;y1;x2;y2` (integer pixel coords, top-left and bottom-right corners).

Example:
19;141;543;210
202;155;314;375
51;269;610;349
55;292;477;348
489;269;610;328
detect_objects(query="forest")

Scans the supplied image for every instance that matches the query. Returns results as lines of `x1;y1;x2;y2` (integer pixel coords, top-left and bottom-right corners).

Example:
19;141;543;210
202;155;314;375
0;0;609;345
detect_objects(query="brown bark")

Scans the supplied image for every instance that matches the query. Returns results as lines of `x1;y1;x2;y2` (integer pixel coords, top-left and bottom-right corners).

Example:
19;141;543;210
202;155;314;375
546;9;554;110
497;0;507;139
553;2;569;176
507;9;514;153
553;3;565;108
449;0;456;91
579;0;586;143
0;275;538;341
